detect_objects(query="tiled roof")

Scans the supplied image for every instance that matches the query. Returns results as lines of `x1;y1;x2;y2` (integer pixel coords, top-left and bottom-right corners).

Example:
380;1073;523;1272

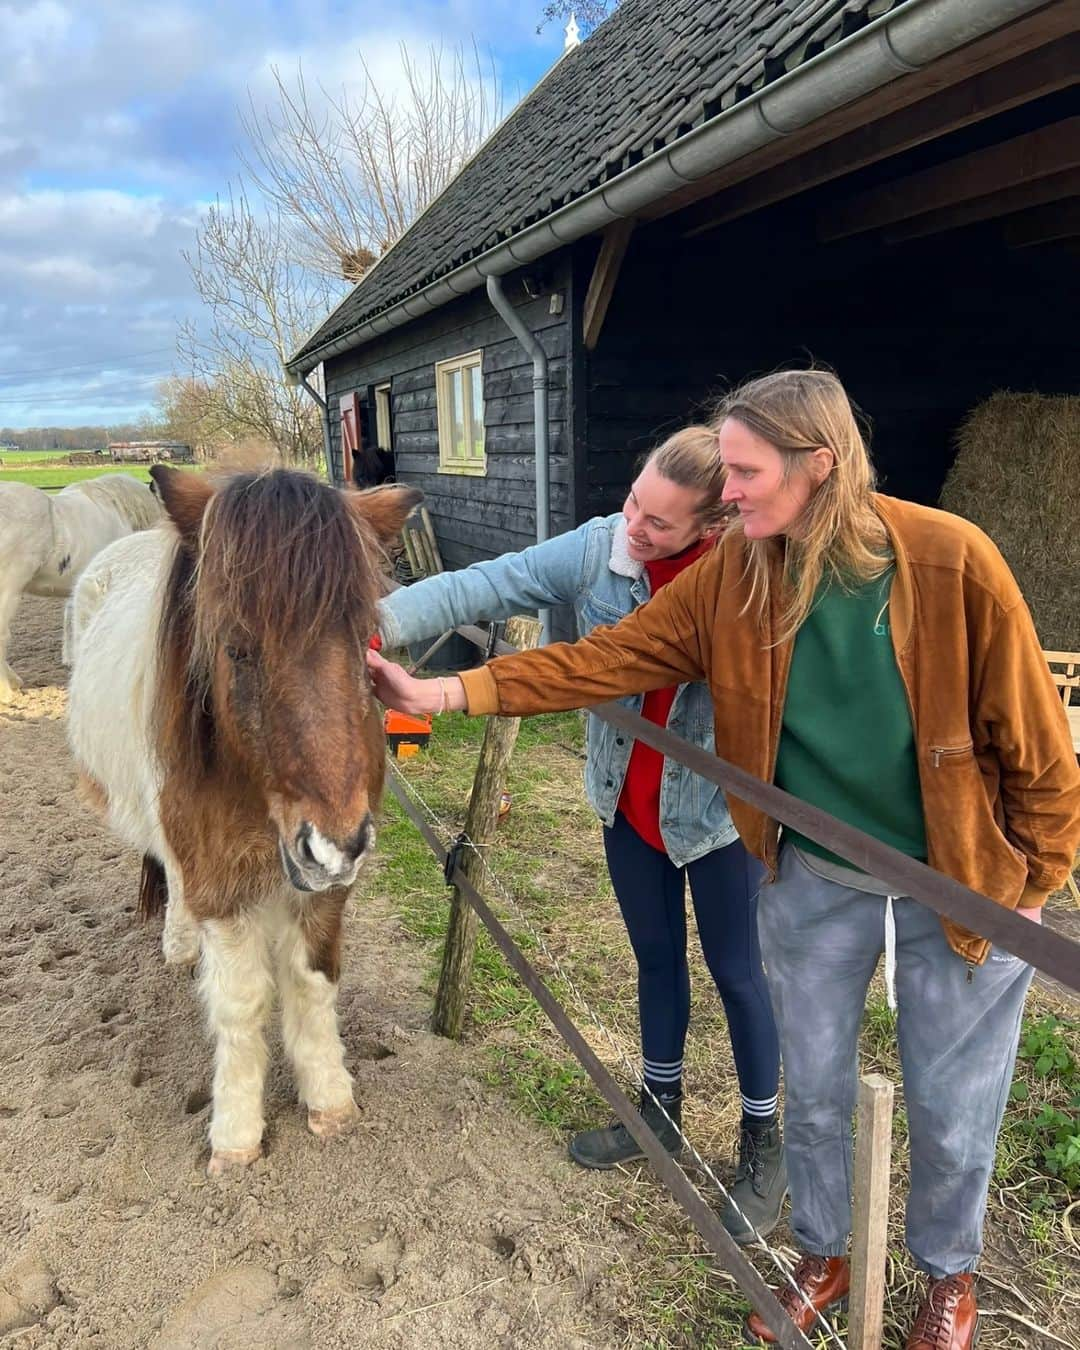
291;0;907;366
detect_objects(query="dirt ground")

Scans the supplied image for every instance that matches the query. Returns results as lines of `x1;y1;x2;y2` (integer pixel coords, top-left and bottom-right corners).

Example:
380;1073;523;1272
0;596;636;1349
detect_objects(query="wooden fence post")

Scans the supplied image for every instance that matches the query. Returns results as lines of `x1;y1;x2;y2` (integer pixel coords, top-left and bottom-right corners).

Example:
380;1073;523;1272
849;1072;895;1350
432;614;542;1039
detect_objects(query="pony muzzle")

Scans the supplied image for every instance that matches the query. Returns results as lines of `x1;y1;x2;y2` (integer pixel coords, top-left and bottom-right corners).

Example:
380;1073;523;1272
279;816;375;892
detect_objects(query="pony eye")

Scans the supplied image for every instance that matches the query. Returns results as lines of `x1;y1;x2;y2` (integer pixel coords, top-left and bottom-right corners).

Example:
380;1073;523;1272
224;644;250;663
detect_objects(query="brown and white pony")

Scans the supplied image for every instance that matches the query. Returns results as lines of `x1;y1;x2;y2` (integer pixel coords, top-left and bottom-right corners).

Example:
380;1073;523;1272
67;465;420;1173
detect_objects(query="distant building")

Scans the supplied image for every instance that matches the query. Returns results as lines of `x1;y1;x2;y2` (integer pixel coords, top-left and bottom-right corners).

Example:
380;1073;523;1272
106;440;194;463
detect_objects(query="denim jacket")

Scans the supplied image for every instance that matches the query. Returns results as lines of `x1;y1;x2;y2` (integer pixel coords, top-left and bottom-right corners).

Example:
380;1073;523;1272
378;514;736;865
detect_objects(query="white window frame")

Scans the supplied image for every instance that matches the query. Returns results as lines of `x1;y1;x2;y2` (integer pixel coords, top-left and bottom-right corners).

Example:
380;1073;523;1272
435;350;486;476
374;382;392;450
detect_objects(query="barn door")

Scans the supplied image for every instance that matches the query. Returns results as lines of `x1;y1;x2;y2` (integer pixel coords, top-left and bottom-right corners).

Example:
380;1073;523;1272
339;391;361;486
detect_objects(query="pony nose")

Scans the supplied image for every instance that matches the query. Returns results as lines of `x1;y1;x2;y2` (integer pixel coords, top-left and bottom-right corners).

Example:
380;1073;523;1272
296;815;374;874
344;813;375;863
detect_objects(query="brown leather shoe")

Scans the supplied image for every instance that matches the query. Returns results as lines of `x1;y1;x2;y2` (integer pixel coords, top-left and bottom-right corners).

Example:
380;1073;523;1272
905;1274;979;1349
744;1254;850;1343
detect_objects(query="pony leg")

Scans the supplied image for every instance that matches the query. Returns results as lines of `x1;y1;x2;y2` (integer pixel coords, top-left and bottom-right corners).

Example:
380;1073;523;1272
276;892;357;1138
0;575;27;701
162;863;200;967
199;913;274;1173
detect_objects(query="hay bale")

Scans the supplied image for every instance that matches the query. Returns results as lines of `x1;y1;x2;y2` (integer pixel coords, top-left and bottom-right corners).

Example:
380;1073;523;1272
939;392;1080;651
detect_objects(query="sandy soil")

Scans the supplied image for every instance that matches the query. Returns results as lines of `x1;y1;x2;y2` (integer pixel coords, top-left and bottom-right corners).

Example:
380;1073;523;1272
0;596;635;1349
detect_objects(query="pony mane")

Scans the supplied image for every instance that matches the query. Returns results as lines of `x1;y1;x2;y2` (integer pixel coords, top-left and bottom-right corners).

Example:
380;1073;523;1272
76;473;163;530
156;469;380;780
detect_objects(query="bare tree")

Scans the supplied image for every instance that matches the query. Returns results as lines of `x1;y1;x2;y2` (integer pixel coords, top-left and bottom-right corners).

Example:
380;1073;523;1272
241;44;504;281
180;189;332;465
538;1;617;35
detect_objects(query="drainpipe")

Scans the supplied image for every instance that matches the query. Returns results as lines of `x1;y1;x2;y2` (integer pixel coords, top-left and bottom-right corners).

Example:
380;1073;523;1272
486;274;552;644
286;367;335;483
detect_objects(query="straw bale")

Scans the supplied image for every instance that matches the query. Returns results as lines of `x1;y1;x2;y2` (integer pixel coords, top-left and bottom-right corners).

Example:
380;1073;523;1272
939;391;1080;651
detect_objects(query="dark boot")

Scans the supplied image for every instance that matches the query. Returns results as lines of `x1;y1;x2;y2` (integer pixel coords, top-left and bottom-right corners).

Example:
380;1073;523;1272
718;1120;788;1244
568;1092;683;1170
745;1254;850;1344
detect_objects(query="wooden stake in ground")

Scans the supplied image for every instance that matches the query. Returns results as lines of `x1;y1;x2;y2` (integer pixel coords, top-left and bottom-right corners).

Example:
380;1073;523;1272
849;1072;895;1350
433;615;542;1039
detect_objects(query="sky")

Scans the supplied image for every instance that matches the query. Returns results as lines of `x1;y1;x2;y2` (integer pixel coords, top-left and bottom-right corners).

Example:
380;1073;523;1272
0;1;563;429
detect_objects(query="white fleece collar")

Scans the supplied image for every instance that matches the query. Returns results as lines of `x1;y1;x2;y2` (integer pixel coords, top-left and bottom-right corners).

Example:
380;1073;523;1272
609;516;643;580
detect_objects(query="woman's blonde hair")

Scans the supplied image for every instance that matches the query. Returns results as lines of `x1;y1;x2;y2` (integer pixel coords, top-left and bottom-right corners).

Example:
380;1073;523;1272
644;424;732;530
711;369;889;641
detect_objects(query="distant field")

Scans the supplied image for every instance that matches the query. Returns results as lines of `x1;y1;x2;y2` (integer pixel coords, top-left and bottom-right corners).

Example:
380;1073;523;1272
0;463;200;490
0;449;86;465
0;465;153;490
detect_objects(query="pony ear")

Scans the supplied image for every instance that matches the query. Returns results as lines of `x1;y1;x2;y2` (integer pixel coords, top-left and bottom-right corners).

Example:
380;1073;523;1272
346;484;424;545
149;465;214;545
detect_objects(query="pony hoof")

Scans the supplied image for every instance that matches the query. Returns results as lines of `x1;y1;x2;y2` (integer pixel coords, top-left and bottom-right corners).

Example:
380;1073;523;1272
207;1146;262;1175
308;1100;360;1138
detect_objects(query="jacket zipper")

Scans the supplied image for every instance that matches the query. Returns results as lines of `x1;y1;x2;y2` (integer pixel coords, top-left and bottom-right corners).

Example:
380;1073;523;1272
930;743;973;768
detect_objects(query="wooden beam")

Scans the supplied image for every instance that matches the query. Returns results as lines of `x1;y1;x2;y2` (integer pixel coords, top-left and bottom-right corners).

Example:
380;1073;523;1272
885;165;1080;241
819;115;1080;240
645;0;1080;224
683;36;1079;237
583;218;635;352
1005;195;1080;245
848;1074;896;1350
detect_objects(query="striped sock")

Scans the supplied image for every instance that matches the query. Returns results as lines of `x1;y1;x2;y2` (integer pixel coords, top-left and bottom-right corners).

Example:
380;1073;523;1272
643;1057;683;1101
741;1093;779;1130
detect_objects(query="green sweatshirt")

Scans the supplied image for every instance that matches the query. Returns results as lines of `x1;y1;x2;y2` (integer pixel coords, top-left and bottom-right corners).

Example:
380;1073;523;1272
775;565;927;868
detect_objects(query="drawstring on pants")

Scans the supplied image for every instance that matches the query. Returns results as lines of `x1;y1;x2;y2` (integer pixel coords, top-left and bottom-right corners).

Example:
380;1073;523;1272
884;897;898;1011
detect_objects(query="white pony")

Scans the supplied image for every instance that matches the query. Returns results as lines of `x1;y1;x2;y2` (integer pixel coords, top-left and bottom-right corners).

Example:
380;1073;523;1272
0;474;161;699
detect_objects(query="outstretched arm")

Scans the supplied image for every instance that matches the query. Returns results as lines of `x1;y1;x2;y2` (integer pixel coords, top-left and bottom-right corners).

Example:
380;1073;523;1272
369;557;711;719
379;522;594;649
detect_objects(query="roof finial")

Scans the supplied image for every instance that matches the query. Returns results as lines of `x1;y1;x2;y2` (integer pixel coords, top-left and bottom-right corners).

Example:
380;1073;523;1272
564;12;581;52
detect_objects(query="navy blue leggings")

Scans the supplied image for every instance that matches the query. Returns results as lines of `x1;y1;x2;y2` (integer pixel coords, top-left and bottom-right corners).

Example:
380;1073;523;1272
603;811;780;1107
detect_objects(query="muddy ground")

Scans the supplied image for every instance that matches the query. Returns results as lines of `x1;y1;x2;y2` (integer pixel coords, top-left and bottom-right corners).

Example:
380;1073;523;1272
0;596;637;1349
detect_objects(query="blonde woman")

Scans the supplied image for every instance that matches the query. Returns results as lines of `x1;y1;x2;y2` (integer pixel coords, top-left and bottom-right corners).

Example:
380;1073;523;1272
370;372;1080;1350
377;426;785;1243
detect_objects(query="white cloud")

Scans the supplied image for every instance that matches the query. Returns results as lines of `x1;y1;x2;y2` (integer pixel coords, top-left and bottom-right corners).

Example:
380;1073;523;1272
0;0;559;424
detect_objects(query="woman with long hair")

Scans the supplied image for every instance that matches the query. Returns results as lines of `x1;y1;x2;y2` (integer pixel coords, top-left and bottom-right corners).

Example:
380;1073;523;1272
378;425;785;1243
370;370;1080;1350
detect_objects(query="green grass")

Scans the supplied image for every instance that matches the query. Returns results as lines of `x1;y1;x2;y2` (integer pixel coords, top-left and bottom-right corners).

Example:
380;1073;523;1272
0;448;82;464
371;693;1080;1349
0;463;203;490
0;465;154;489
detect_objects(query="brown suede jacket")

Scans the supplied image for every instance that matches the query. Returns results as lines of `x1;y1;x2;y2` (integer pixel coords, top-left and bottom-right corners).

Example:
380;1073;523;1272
460;495;1080;964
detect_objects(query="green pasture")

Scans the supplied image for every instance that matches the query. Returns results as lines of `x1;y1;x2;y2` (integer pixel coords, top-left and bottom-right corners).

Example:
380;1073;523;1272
0;464;155;489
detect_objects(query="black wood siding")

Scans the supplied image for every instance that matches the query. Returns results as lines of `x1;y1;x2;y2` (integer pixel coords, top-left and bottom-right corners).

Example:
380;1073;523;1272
580;161;1079;515
323;264;574;572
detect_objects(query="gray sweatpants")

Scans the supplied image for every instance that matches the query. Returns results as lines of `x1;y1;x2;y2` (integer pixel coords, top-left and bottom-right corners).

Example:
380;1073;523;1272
757;845;1033;1278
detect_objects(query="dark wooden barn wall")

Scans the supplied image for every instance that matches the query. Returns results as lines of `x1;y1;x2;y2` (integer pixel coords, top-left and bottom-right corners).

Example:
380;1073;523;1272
581;207;1080;517
323;266;574;572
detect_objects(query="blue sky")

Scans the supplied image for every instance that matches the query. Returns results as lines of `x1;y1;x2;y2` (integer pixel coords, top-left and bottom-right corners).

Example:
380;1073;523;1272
0;1;562;429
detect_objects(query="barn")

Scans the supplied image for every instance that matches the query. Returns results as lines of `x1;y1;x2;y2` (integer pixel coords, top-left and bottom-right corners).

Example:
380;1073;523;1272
285;0;1078;614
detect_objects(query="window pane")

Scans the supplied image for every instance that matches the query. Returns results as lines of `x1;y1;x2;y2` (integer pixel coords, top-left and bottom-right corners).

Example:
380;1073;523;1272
449;369;465;457
469;363;484;460
376;388;391;449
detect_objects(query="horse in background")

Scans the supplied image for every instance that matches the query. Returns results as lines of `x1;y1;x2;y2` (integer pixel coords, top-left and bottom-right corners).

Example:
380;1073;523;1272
0;473;161;700
67;465;421;1174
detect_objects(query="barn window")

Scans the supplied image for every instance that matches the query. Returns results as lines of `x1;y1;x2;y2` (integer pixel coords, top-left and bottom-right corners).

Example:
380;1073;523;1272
435;351;485;475
374;382;392;451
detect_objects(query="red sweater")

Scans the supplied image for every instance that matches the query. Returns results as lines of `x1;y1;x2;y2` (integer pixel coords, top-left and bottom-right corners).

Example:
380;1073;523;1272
617;539;712;851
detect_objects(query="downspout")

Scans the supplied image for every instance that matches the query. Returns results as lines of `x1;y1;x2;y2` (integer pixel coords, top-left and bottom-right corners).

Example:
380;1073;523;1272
287;368;335;483
486;274;551;644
